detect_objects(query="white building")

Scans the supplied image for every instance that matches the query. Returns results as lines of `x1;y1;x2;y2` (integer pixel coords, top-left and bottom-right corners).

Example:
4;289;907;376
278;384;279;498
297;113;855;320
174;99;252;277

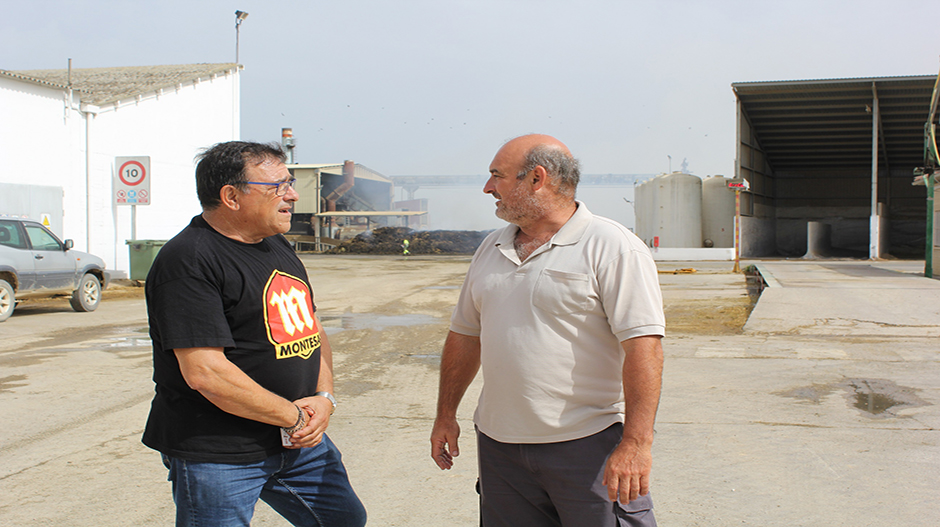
0;63;241;277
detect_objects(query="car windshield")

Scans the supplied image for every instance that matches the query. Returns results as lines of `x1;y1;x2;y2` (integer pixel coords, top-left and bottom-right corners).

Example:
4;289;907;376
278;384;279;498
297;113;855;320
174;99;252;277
24;224;62;251
0;221;27;249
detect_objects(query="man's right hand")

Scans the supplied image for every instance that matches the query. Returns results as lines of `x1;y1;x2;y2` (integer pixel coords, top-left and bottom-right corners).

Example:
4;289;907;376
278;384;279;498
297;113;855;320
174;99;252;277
431;331;481;470
430;417;461;470
286;396;333;449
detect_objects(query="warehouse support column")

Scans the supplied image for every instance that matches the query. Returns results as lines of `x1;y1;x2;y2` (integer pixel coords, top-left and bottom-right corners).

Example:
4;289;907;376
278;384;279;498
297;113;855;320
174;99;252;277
85;109;92;251
870;83;881;259
733;93;743;267
923;66;940;278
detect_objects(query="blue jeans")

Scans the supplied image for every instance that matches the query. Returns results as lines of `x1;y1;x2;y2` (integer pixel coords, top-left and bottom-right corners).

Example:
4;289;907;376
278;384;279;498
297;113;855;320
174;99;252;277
162;434;366;527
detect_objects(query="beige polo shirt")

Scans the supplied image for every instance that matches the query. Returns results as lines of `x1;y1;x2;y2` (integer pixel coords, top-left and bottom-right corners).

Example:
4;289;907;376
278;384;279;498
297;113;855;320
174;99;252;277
450;202;665;443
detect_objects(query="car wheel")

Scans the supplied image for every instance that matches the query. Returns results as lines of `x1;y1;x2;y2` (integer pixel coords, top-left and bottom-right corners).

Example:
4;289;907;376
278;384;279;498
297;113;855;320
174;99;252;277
70;273;101;312
0;279;14;322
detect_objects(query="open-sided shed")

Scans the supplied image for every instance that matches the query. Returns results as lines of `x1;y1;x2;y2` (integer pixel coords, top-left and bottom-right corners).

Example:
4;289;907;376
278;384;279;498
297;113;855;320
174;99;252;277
287;162;426;250
733;75;936;259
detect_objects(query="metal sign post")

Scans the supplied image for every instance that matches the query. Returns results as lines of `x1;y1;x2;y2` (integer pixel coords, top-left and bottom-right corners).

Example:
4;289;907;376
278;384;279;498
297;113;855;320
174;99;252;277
727;179;749;273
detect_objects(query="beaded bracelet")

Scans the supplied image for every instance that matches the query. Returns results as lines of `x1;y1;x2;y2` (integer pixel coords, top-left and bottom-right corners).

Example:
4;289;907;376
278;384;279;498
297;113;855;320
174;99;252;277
282;404;306;435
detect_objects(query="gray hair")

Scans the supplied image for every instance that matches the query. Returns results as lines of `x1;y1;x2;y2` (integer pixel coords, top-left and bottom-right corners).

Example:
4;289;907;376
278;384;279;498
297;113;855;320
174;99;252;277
195;141;286;209
516;144;580;198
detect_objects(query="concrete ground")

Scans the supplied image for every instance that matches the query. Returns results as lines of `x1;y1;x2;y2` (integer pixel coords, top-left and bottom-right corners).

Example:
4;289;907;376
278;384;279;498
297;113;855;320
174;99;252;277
0;255;937;526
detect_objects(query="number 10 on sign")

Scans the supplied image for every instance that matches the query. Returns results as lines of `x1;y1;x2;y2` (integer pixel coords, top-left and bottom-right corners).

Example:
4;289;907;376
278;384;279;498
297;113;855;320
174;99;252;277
114;156;151;206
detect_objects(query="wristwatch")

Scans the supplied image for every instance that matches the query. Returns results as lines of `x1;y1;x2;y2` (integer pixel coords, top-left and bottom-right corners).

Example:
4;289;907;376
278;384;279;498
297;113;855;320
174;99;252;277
314;391;336;414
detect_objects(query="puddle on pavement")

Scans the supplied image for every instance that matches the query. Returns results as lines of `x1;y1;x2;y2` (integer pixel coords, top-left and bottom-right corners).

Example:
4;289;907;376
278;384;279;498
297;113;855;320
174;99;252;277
5;326;153;361
844;379;923;415
102;334;153;359
404;353;441;365
777;378;927;418
319;312;440;332
104;336;152;349
60;328;152;355
16;324;150;351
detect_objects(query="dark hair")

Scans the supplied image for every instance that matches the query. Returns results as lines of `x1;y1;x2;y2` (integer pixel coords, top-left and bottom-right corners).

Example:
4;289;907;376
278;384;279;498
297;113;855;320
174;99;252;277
195;141;287;209
516;144;580;198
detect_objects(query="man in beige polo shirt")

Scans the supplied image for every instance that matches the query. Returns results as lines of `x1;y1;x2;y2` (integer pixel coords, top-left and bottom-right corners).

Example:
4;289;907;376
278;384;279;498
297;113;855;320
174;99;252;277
430;134;665;526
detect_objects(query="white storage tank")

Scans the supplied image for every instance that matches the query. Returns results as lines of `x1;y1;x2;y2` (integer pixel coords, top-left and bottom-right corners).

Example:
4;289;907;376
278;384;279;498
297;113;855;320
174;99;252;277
634;172;703;248
702;175;735;248
633;177;656;247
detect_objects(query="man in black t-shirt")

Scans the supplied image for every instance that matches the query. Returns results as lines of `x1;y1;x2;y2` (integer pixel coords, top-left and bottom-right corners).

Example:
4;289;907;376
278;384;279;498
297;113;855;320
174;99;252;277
143;141;366;527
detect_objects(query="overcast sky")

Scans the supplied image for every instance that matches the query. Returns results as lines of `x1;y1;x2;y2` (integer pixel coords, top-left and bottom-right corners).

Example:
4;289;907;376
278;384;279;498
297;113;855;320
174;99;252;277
3;0;939;178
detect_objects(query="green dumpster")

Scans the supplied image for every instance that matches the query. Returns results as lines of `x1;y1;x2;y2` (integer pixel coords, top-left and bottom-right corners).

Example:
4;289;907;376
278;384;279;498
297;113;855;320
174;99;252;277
126;240;167;281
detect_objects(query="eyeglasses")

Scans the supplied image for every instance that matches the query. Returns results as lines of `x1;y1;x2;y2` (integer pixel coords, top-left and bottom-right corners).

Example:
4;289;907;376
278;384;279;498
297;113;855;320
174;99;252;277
243;178;297;196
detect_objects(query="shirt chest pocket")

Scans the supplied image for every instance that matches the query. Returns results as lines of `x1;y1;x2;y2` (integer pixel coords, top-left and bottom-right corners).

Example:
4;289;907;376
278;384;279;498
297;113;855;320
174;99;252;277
532;269;593;315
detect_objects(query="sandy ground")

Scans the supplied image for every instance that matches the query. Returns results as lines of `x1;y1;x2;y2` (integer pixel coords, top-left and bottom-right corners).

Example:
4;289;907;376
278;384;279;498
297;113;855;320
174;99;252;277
0;255;936;526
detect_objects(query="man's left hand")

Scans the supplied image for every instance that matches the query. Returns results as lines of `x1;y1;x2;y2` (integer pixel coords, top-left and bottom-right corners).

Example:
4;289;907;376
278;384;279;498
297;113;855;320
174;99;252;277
286;395;332;448
602;439;652;504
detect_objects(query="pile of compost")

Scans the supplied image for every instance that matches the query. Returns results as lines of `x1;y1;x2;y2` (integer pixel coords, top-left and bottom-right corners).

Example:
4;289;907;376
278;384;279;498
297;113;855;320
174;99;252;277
326;227;491;255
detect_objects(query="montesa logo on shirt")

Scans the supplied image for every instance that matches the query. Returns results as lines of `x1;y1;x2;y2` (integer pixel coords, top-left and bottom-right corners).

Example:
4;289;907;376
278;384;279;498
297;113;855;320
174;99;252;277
263;270;321;359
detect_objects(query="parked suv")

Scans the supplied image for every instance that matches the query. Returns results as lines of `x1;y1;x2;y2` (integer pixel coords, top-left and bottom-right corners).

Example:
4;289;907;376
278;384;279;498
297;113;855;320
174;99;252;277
0;218;109;322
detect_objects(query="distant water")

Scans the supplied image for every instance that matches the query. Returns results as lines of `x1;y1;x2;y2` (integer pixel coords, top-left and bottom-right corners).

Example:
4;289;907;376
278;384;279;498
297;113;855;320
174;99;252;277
403;184;638;232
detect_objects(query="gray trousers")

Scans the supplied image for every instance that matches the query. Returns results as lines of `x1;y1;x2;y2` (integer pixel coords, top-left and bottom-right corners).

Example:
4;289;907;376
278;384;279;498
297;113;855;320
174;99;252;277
476;423;656;527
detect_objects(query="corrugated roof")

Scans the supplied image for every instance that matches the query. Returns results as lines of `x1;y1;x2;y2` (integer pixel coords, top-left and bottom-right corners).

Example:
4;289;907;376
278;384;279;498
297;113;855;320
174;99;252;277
3;63;239;106
732;75;938;171
732;74;935;88
0;69;78;92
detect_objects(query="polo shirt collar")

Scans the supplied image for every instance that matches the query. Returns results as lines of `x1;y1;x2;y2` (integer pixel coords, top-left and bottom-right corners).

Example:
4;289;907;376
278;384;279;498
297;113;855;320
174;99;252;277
492;201;592;261
550;201;592;247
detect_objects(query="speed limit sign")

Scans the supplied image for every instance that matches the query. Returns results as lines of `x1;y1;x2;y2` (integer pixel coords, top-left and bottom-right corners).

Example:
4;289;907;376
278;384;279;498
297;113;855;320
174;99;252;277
114;156;151;206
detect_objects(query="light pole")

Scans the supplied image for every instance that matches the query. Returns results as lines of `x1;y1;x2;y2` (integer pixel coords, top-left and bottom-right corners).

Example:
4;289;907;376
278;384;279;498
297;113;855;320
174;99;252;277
235;10;249;63
623;198;636;232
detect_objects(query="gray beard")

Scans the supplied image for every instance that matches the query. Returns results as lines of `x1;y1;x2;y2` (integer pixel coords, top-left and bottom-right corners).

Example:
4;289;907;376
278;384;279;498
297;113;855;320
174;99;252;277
495;186;542;226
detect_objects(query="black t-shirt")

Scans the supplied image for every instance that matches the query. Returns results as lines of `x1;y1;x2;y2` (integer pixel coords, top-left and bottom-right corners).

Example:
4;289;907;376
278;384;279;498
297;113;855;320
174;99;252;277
142;215;322;463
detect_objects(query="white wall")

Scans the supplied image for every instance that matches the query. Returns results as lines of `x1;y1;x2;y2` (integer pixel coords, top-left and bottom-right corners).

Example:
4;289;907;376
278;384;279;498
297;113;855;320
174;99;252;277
89;71;240;272
0;77;82;227
0;69;240;276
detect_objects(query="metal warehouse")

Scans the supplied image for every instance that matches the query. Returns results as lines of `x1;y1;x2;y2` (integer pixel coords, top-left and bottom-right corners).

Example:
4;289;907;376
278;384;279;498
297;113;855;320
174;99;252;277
733;75;936;260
